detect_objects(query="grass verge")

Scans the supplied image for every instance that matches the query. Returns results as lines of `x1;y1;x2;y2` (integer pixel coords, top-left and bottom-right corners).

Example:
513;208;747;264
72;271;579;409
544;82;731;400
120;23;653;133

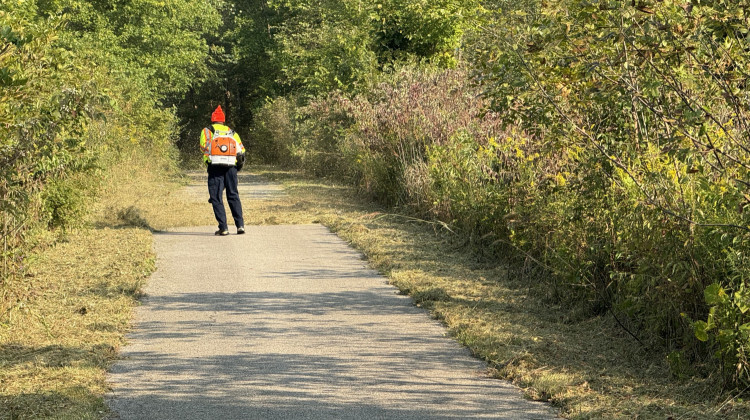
253;166;750;420
0;157;205;419
3;164;748;419
0;228;152;420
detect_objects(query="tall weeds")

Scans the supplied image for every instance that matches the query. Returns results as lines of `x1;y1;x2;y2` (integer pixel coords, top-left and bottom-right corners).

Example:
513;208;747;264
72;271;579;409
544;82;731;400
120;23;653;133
258;55;750;387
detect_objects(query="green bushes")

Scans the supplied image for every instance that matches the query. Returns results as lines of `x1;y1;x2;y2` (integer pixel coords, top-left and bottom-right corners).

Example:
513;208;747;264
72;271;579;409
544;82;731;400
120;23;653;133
261;46;750;387
252;98;299;166
42;177;88;230
1;7;95;284
1;1;220;315
695;280;750;385
468;0;750;386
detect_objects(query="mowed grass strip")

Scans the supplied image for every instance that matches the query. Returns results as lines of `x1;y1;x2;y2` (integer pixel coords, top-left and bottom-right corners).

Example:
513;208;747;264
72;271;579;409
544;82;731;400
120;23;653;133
0;164;320;419
254;166;750;420
0;227;153;420
4;165;749;419
0;158;207;419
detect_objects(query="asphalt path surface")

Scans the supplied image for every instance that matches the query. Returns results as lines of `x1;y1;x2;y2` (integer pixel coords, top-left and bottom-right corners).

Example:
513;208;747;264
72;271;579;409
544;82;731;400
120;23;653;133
106;174;555;419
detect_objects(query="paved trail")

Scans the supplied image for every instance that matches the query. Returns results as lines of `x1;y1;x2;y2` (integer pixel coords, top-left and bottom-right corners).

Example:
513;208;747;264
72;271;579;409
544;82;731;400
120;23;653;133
106;174;555;419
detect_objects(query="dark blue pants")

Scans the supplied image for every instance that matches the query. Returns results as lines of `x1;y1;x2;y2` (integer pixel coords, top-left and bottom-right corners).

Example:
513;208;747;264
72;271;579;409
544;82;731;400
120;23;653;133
207;165;244;231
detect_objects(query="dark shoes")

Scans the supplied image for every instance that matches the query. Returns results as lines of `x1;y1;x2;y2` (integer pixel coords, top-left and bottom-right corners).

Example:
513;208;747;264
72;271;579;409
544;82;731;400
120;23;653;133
215;227;244;236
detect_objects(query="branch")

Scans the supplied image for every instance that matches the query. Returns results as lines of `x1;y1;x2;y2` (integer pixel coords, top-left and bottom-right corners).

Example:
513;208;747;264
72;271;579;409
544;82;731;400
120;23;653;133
512;48;750;233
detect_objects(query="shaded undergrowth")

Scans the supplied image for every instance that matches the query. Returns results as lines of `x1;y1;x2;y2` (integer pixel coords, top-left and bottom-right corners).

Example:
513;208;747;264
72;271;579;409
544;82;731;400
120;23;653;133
255;166;750;419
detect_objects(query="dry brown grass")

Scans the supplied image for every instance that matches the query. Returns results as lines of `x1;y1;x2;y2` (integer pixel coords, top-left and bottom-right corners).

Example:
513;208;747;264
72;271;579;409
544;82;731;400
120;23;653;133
90;158;215;230
0;227;153;420
0;155;203;419
4;164;749;419
252;166;750;420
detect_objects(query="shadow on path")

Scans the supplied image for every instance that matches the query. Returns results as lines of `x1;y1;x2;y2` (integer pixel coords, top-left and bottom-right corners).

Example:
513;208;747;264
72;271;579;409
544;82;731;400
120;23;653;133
107;209;555;420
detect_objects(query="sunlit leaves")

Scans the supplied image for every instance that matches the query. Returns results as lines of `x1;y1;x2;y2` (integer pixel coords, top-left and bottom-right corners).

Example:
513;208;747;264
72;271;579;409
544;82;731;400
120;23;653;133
265;0;480;97
1;1;202;289
467;0;750;387
38;0;222;97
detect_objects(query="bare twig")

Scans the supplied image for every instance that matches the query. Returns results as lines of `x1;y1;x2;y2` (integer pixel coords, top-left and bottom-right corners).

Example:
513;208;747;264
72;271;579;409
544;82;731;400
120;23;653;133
715;383;750;414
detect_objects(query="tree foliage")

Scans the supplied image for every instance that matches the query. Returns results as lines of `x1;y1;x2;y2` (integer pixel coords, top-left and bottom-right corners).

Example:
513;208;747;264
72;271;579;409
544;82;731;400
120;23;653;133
252;0;750;389
258;0;479;97
36;0;222;97
1;0;222;312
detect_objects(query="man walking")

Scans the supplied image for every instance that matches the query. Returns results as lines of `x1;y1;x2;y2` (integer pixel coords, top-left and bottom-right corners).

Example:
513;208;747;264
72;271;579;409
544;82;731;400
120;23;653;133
200;105;246;236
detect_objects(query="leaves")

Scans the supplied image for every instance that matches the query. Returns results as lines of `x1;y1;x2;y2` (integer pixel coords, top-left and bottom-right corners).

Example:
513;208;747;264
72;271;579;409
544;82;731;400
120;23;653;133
705;283;728;306
38;0;222;98
694;320;710;342
248;0;750;390
1;1;203;297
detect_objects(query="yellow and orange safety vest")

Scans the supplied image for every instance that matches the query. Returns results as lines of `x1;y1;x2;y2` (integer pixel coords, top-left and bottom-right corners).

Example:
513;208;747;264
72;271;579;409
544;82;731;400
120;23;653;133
200;123;245;166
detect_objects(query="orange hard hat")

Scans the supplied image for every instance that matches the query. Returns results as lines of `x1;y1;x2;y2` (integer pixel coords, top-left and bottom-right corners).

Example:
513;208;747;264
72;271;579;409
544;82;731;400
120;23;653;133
211;105;225;123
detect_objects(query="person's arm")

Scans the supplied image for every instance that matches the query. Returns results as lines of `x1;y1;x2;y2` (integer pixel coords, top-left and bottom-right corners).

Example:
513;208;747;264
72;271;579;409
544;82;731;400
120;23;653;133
234;131;245;154
200;128;212;164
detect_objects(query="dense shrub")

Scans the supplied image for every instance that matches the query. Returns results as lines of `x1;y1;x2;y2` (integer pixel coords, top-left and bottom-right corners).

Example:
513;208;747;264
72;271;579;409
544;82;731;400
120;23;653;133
304;67;503;208
1;7;94;285
262;48;750;387
1;1;218;315
343;67;488;206
250;97;299;166
469;0;750;386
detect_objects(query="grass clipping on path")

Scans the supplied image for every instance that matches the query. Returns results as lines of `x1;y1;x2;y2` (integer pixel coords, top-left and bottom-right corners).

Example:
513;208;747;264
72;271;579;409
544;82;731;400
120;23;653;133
0;228;153;420
254;166;750;420
3;164;748;419
0;157;206;419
